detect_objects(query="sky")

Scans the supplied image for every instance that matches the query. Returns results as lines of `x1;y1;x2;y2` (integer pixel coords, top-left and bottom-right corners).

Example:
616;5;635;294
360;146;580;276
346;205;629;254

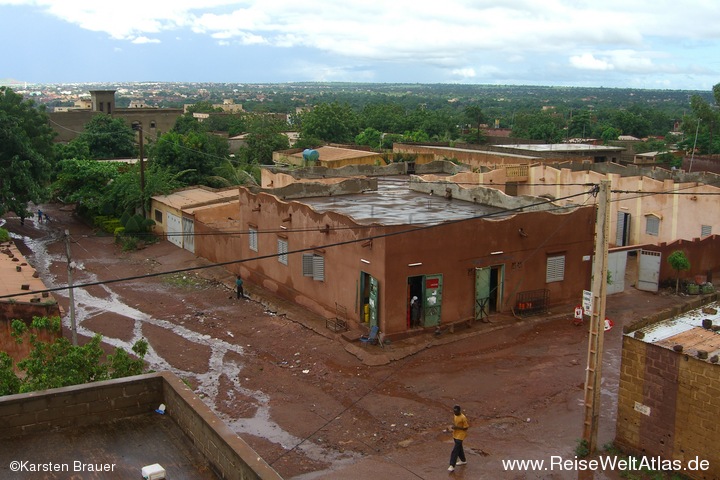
1;0;719;90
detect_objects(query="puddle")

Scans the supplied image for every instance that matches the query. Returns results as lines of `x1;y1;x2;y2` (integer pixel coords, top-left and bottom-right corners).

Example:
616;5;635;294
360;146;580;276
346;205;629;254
15;228;342;468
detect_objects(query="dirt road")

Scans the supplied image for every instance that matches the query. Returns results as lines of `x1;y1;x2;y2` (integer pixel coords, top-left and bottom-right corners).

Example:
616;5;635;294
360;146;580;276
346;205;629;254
6;205;690;480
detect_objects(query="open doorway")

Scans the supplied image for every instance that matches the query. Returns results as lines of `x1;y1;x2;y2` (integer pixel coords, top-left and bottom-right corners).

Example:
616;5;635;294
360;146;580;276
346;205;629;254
359;272;379;327
407;275;424;328
475;265;504;321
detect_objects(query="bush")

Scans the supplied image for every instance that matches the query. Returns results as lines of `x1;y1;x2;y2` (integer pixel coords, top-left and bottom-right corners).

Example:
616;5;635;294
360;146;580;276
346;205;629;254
0;228;9;242
113;226;125;238
101;219;123;234
124;215;143;234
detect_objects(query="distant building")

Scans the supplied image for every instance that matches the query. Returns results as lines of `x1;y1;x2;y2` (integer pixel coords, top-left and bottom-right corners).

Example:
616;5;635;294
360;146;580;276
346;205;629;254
49;89;183;143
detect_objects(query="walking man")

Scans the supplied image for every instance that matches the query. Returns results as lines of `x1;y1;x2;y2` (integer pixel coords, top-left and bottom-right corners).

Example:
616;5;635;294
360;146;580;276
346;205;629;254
235;275;245;299
448;404;469;472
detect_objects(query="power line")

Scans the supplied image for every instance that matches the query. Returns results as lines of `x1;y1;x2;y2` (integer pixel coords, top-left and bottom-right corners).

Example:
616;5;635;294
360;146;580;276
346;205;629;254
1;188;597;300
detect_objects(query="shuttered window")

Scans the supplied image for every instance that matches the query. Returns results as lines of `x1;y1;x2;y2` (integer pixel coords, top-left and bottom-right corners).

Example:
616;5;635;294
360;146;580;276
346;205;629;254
277;238;288;265
302;254;325;281
701;225;712;237
249;228;258;252
546;255;565;283
645;216;659;236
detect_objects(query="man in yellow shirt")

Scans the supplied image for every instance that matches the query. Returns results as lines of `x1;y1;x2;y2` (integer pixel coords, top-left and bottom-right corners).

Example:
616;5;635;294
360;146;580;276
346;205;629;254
448;404;469;472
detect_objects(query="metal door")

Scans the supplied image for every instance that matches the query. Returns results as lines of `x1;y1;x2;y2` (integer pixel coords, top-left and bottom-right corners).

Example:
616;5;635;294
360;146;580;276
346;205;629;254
638;250;661;292
423;274;443;327
182;216;195;253
616;212;631;246
368;276;379;328
607;251;627;295
166;212;183;248
475;267;490;321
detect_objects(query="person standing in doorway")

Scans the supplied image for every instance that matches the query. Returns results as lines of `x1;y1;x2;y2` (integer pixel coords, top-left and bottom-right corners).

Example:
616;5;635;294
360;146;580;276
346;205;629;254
410;296;421;327
235;275;245;299
448;404;469;472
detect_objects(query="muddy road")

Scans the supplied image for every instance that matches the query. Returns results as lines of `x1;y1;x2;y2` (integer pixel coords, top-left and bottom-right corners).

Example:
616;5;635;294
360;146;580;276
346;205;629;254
6;205;689;479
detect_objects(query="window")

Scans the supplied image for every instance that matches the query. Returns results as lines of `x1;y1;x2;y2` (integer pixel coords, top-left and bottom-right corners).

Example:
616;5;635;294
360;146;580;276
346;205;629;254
154;209;162;223
302;254;325;281
645;216;660;236
150;121;156;129
546;255;565;283
277;238;288;265
701;225;712;237
249;228;258;252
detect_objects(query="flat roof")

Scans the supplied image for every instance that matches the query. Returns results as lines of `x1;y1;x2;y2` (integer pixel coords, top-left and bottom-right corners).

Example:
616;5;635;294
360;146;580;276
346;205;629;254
630;301;720;359
0;414;218;479
0;241;56;303
414;145;538;160
299;176;507;225
153;188;238;210
495;143;624;153
289;146;377;162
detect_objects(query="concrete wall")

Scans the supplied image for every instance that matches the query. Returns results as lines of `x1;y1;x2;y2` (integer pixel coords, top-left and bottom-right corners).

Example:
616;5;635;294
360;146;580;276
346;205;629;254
616;336;720;480
49;109;182;143
642;236;720;285
0;371;281;480
516;164;720;245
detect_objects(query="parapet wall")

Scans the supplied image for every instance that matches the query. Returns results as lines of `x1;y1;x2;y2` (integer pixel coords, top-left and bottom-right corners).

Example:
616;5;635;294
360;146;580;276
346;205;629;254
0;371;281;480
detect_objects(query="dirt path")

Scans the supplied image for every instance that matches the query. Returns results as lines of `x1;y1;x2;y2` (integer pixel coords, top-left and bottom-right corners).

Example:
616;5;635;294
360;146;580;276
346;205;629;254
6;205;691;480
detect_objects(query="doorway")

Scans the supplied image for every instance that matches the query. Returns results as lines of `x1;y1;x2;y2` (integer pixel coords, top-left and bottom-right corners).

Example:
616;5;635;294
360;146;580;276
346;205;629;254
475;265;504;321
407;276;424;328
359;272;379;327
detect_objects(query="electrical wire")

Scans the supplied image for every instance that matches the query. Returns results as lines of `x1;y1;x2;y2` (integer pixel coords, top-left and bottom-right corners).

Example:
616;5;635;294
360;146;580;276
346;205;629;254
0;188;597;299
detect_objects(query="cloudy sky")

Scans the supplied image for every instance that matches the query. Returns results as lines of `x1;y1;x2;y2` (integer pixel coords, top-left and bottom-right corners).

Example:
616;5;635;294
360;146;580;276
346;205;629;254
2;0;718;90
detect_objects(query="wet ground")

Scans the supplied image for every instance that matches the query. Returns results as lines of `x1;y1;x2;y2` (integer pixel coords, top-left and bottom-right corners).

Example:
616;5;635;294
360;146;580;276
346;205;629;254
4;204;693;480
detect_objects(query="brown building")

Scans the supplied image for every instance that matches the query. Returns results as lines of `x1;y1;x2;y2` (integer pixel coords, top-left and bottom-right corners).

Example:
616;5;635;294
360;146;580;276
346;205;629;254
616;300;720;480
48;89;183;143
183;174;595;339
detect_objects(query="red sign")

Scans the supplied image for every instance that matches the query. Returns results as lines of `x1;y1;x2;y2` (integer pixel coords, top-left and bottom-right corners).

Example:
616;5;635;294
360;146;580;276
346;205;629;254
604;318;615;331
574;306;584;320
426;278;439;289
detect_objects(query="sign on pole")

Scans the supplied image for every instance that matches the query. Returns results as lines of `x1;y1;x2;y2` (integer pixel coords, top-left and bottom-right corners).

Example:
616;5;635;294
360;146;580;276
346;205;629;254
582;290;593;316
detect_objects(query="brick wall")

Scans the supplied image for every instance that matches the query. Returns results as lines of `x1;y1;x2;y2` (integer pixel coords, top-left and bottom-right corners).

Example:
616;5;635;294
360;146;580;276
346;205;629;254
616;336;720;480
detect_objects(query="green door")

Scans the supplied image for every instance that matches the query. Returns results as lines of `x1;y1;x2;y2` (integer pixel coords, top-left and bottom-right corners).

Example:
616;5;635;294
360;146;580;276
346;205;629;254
369;276;379;328
475;267;490;321
423;274;443;327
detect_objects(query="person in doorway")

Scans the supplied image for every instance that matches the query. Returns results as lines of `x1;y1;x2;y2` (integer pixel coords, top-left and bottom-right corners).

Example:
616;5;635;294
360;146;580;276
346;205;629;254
448;404;469;472
410;296;421;327
235;275;245;299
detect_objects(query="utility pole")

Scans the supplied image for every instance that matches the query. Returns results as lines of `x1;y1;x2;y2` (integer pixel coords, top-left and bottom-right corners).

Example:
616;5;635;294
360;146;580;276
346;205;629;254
64;229;78;346
133;122;146;217
581;180;611;458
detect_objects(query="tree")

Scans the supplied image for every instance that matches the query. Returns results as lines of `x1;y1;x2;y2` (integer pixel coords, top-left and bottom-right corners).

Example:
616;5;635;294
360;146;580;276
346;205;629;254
76;114;137;159
299;101;359;143
355;127;383;149
149;130;229;186
238;114;290;165
464;105;485;144
1;317;149;395
667;250;690;294
51;159;123;217
0;86;55;218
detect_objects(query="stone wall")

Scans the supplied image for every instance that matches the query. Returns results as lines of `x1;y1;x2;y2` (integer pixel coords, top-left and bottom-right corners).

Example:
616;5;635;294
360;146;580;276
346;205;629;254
616;334;720;480
0;372;281;480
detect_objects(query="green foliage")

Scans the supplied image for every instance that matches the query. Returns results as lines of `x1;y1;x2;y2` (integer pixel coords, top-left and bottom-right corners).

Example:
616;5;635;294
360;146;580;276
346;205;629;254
77;114;137;159
464;105;485;144
3;331;149;395
299;101;359;143
0;352;21;395
355;127;383;149
575;438;590;458
105;163;184;217
149;130;229;186
667;250;690;294
54;139;91;161
52;159;123;216
0;86;55;218
511;111;565;143
124;215;144;234
120;211;131;226
213;158;259;186
119;236;138;251
237;114;290;165
108;339;148;379
0;227;9;242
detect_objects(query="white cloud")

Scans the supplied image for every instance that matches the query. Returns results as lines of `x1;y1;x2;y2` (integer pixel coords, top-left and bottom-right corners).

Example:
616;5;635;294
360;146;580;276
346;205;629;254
570;53;615;71
3;0;720;87
131;36;160;44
